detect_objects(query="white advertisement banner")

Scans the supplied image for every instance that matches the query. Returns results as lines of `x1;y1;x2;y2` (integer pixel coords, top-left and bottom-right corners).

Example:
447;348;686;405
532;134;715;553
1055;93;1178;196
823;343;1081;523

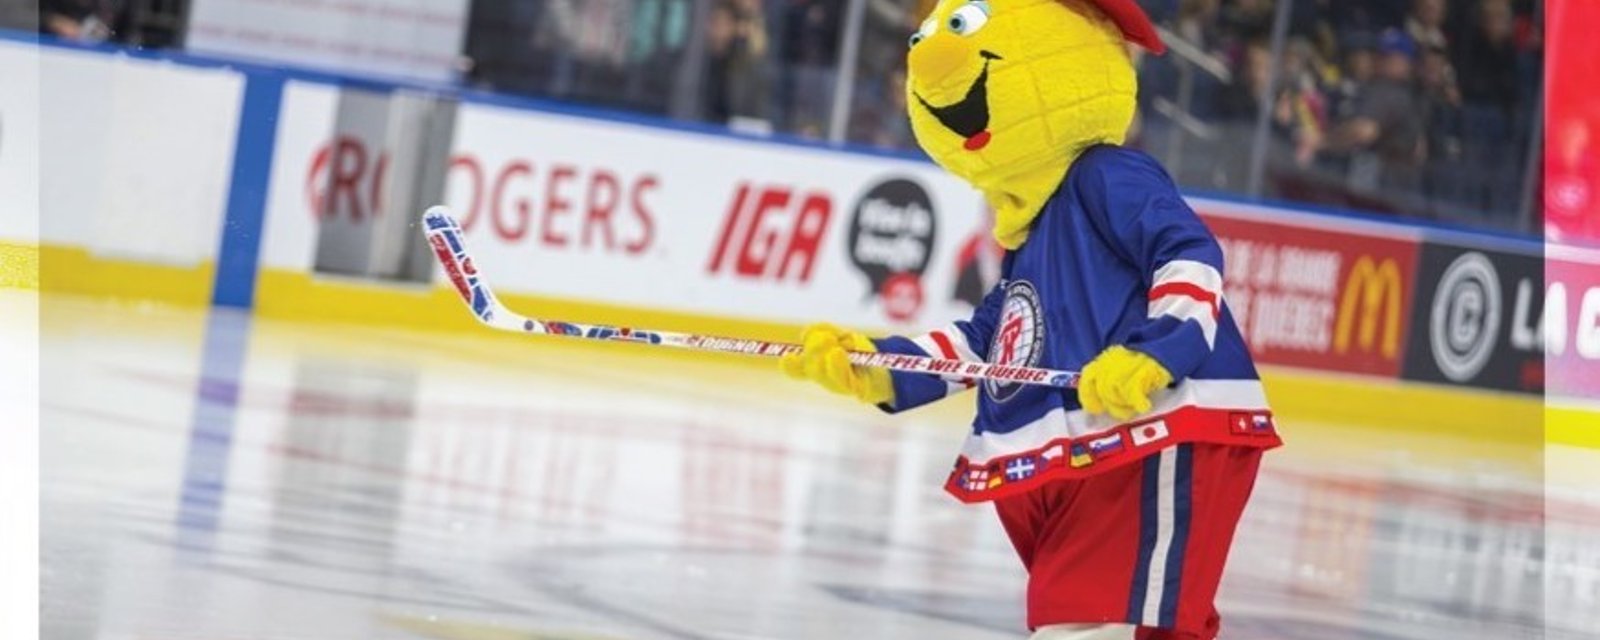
0;40;39;245
440;103;994;330
186;0;469;83
261;86;1000;330
5;43;242;264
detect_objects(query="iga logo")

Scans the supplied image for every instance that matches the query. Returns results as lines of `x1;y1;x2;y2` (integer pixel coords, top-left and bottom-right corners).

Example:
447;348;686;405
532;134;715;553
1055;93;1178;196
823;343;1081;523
847;178;937;321
986;280;1044;402
707;183;833;283
1430;252;1502;382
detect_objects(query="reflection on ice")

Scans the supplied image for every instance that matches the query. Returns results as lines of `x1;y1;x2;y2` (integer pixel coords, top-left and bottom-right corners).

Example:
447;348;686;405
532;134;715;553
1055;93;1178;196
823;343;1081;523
37;298;1600;639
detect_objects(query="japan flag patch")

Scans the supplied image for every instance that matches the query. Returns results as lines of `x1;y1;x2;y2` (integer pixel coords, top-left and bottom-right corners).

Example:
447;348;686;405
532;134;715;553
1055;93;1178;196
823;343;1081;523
1130;420;1171;447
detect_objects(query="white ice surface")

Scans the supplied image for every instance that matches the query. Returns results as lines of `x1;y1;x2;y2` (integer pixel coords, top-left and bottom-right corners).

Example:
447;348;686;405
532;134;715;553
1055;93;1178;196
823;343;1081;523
33;294;1600;640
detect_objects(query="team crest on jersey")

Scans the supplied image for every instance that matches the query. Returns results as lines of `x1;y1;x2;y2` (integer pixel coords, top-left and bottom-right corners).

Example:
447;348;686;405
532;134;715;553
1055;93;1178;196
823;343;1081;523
986;280;1045;402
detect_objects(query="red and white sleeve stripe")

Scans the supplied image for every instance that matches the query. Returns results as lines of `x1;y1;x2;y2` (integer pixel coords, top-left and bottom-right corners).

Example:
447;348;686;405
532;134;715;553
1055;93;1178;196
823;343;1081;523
911;325;981;391
1148;260;1223;348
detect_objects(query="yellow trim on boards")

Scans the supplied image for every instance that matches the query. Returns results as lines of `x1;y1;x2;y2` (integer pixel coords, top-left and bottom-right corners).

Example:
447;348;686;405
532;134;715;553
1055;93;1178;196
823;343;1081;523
1548;406;1600;448
0;242;40;290
1259;367;1542;445
24;246;1579;448
33;245;214;305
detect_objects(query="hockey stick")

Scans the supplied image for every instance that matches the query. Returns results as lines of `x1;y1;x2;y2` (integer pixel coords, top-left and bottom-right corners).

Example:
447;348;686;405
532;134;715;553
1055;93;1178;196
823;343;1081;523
421;206;1080;389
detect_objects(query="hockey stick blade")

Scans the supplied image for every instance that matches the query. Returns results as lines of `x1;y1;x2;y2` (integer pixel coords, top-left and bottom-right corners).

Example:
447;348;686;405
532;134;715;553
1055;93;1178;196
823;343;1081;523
421;206;1080;389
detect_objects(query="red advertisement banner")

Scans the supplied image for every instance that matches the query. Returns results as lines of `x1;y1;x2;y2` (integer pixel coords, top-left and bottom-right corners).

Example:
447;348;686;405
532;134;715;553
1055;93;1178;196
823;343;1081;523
1197;211;1421;378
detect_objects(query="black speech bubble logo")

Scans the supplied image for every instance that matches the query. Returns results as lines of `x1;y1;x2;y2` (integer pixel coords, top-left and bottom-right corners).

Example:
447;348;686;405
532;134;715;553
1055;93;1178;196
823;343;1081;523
847;177;937;299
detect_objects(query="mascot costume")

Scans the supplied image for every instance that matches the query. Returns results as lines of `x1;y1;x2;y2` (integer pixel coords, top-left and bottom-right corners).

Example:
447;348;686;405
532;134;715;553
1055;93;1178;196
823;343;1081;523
781;1;1283;638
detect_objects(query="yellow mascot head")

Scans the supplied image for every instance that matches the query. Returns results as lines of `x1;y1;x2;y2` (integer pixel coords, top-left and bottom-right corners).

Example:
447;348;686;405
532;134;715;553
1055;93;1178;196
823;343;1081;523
906;0;1164;248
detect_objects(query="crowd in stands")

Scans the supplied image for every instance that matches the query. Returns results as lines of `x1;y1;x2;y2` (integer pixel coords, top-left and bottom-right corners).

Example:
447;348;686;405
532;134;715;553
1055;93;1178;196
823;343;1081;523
462;0;938;143
1135;0;1542;225
460;0;1541;228
21;0;1546;233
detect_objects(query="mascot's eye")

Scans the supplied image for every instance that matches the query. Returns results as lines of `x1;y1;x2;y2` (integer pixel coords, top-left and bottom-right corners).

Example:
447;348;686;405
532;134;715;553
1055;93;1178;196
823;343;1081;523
908;18;935;48
947;2;990;36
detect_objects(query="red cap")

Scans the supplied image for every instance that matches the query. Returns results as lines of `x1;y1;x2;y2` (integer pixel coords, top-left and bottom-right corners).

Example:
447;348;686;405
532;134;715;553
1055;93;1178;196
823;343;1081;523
1075;0;1166;54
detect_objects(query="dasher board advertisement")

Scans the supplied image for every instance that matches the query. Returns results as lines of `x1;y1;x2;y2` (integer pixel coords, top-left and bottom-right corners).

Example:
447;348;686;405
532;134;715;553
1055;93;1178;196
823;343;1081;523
1402;242;1544;394
1198;208;1421;379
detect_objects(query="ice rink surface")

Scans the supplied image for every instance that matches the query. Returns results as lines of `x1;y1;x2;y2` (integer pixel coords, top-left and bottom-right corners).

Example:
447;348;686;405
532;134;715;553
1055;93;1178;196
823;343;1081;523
29;291;1600;640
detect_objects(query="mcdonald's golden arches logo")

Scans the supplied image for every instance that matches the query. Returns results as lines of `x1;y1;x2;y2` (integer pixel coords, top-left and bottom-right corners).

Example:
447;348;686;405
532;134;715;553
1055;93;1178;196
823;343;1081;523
1334;257;1404;358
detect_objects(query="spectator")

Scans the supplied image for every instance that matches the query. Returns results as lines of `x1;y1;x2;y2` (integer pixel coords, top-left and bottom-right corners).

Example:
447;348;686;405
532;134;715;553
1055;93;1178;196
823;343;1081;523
843;0;921;145
862;0;922;74
1329;28;1425;202
1323;0;1407;35
1417;45;1467;208
704;0;773;127
1326;31;1377;124
536;0;638;105
628;0;694;66
1417;46;1462;156
1455;0;1518;113
1299;31;1373;204
1405;0;1449;53
1195;39;1274;188
1455;0;1521;211
778;0;846;137
1273;38;1329;168
1215;40;1273;121
1218;0;1273;42
464;0;557;97
1174;0;1223;50
550;0;634;67
623;0;695;110
848;67;913;149
1212;35;1325;171
41;0;123;42
1305;19;1344;87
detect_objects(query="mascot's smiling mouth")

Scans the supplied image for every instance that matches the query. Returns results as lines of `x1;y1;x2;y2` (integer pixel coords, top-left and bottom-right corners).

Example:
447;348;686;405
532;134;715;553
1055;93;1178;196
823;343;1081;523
915;50;1003;151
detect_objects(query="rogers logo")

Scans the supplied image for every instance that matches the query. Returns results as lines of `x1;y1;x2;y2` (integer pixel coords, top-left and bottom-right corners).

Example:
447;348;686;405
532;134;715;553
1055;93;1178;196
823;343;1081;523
305;137;659;255
307;136;388;221
707;182;833;283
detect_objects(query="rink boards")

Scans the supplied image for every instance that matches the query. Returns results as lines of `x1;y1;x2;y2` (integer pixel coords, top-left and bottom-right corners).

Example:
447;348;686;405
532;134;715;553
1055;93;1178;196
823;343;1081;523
1;34;1593;445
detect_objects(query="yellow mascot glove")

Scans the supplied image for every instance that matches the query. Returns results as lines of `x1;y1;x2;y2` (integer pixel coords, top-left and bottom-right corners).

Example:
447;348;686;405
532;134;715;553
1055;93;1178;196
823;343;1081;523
779;323;895;406
1077;346;1173;421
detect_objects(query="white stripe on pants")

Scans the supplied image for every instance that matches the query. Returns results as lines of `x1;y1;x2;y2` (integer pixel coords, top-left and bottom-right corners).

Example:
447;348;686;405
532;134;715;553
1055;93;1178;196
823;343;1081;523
1142;447;1179;625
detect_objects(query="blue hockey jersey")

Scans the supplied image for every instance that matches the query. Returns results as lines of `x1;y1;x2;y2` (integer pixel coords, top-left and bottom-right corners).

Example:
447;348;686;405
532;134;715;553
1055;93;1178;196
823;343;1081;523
874;145;1282;503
